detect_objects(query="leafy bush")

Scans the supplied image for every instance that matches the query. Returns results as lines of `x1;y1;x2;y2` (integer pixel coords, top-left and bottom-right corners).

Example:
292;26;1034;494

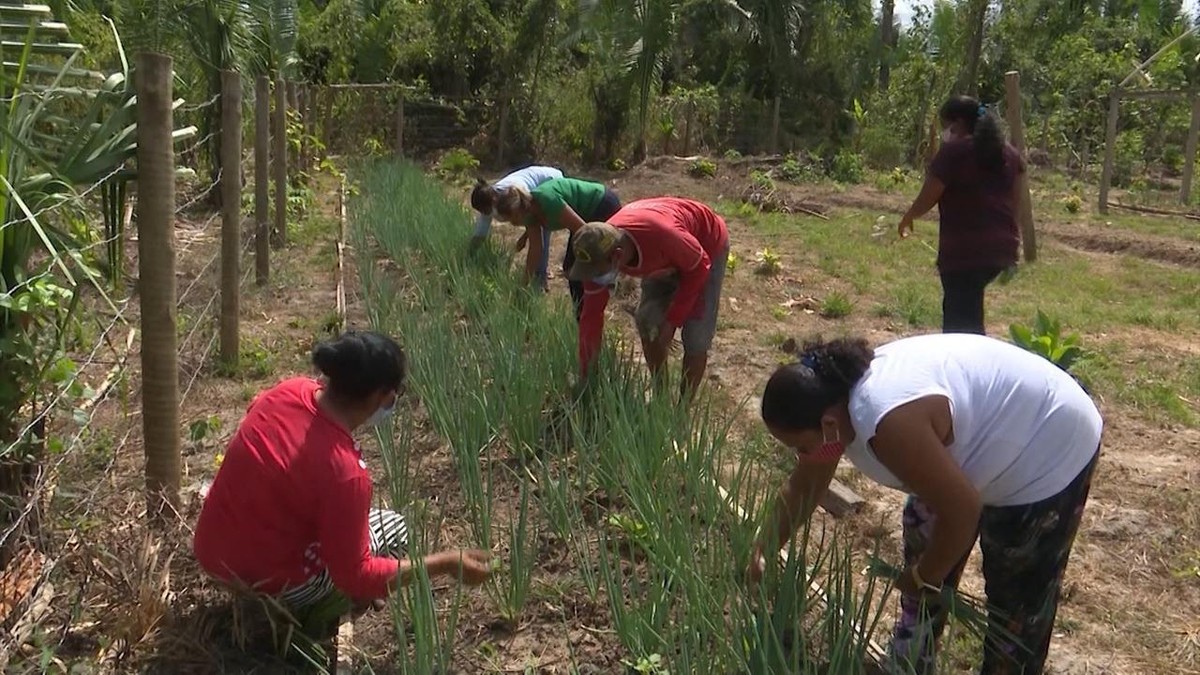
750;169;775;191
860;125;907;168
777;156;810;183
755;248;782;276
1112;130;1143;187
1062;194;1082;214
687;158;717;179
829;150;865;184
723;149;742;160
1009;311;1085;372
436;147;480;180
608;158;628;171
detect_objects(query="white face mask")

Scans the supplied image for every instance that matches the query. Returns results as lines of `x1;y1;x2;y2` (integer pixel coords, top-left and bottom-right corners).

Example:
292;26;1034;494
593;269;619;286
364;402;395;429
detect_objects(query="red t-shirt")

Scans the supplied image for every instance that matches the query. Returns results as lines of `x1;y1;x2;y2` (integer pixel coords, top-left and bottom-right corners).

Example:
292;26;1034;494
929;139;1024;273
578;197;729;371
193;377;398;600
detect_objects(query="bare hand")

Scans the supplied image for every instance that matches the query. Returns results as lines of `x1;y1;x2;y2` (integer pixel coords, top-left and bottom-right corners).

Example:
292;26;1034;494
745;545;767;586
451;549;494;586
898;215;914;239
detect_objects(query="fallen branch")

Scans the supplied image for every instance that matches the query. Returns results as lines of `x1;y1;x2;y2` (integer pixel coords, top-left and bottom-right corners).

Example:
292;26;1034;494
80;328;137;415
1107;201;1200;222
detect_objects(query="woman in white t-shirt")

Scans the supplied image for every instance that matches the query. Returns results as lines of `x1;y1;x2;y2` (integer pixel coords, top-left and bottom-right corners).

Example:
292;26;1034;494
748;333;1102;675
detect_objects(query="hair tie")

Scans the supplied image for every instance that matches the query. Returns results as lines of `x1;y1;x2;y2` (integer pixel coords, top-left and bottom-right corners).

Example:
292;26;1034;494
800;353;818;372
977;104;987;118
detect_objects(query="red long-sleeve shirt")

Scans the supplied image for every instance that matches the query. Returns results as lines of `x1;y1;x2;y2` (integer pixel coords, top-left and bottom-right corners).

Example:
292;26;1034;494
578;198;729;371
193;377;398;601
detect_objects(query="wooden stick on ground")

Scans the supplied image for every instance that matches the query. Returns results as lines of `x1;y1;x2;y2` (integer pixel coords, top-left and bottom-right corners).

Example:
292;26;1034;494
1107;200;1200;222
336;180;347;330
80;328;137;415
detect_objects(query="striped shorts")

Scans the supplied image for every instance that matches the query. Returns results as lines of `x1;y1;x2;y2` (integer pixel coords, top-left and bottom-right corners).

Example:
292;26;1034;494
278;509;409;610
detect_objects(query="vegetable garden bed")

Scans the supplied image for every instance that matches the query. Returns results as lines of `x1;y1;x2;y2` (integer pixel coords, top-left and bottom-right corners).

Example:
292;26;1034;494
350;160;901;673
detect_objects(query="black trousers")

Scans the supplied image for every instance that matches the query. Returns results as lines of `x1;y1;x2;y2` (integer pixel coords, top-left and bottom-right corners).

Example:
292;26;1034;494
564;189;622;321
939;267;1002;335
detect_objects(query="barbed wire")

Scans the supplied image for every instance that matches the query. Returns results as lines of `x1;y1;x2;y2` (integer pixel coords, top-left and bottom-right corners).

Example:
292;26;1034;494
0;165;127;237
175;166;223;215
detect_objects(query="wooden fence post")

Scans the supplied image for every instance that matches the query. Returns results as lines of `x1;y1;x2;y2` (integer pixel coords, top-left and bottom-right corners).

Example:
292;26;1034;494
395;88;405;157
135;52;180;520
273;75;288;247
1004;71;1037;263
1181;93;1200;204
1099;89;1122;214
255;76;270;285
219;70;242;368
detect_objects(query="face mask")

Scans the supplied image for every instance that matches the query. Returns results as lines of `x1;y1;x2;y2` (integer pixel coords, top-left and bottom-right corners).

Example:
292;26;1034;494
364;402;395;429
593;269;619;286
941;130;955;143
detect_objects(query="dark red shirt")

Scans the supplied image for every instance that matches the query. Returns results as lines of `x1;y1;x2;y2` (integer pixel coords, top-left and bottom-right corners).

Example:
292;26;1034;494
929;139;1024;273
193;377;398;600
577;198;729;371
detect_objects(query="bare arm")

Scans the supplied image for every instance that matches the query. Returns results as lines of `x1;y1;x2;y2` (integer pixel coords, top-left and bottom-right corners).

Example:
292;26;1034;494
387;550;491;592
761;457;839;554
559;204;587;233
524;224;544;284
871;396;981;582
899;175;946;236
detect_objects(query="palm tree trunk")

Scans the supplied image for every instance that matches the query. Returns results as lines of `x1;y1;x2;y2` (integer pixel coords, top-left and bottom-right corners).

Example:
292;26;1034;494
958;0;989;96
770;94;781;155
879;0;895;91
136;52;182;520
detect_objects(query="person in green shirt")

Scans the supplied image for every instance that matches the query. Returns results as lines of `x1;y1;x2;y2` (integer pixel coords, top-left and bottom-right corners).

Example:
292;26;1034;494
496;177;622;320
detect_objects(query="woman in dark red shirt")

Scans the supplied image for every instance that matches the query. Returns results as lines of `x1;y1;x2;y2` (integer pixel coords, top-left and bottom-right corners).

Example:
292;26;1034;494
898;96;1024;335
194;331;491;619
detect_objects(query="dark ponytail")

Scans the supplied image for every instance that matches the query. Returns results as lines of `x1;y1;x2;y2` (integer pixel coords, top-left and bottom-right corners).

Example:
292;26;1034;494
311;330;406;402
470;178;498;215
939;95;1006;173
761;337;874;431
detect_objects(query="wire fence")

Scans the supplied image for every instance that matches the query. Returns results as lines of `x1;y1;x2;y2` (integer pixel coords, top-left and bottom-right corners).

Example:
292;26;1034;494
0;70;290;665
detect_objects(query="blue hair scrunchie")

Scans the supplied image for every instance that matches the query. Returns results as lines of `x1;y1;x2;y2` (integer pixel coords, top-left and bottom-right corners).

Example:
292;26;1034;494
977;104;987;118
800;353;818;371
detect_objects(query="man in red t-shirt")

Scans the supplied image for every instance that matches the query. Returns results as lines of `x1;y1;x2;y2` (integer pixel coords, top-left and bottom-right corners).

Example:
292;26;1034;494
567;197;730;397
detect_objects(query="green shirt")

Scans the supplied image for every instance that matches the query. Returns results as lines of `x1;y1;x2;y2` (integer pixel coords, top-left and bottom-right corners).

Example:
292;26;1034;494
529;178;606;230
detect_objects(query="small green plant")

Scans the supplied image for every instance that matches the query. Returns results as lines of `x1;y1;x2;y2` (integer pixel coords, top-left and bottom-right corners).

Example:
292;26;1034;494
687;157;717;179
362;136;387;157
819;292;853;319
750;169;775;191
777;157;807;183
1063;194;1082;214
606;511;649;544
829;150;865;183
755;248;782;276
623;653;669;675
770;306;789;321
436;147;480;181
609;157;628;171
726;251;739;275
187;415;222;443
723;148;742;160
1009;311;1086;372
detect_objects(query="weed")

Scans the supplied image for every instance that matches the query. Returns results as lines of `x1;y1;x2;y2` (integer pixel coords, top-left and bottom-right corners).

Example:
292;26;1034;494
723;149;742;160
771;306;789;321
750;169;775;191
829;150;865;184
777;156;810;183
687;158;717;179
1062;194;1083;214
609;158;628;171
1009;310;1085;372
820;292;853;319
755;248;782;276
726;251;740;275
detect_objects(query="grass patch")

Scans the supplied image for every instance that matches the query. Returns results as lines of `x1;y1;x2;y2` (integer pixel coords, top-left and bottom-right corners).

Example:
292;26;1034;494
819;292;853;319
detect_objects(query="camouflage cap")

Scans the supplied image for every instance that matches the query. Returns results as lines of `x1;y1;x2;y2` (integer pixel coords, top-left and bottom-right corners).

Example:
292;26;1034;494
567;222;622;281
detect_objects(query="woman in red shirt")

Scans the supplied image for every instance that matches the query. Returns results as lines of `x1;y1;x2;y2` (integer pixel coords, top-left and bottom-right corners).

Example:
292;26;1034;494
193;331;491;618
898;96;1024;335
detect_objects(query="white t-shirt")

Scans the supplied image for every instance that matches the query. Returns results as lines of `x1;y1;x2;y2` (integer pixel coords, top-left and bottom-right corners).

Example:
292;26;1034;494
844;333;1102;507
472;165;564;238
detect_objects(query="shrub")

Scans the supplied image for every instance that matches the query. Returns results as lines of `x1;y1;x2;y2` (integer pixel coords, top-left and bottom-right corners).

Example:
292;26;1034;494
687;158;717;179
723;148;742;160
436;147;479;180
829;150;865;184
609;158;628;171
1063;194;1082;214
777;156;808;183
750;169;775;191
